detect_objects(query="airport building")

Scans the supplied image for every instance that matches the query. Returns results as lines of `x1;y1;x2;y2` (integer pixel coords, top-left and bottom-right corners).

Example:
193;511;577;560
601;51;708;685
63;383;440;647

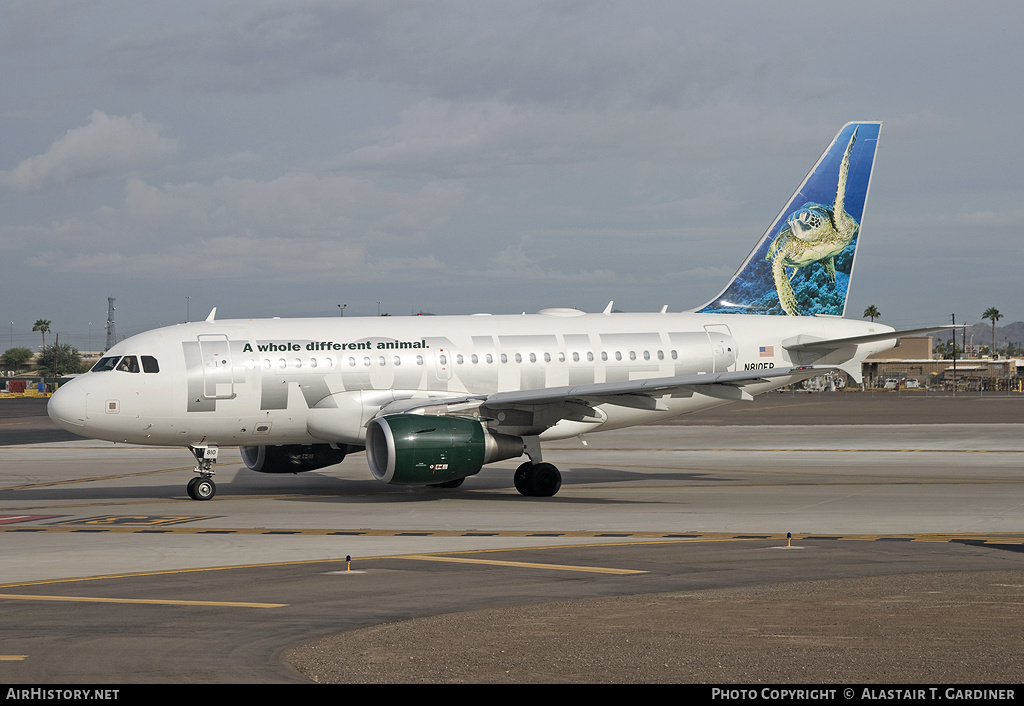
862;337;1024;391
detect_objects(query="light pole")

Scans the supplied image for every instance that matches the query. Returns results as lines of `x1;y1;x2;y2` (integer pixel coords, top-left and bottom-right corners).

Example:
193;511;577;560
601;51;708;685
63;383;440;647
337;304;346;317
186;296;191;323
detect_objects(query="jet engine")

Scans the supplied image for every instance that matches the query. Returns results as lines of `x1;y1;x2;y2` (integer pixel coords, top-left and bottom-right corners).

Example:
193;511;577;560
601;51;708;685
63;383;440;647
240;443;349;474
366;415;523;485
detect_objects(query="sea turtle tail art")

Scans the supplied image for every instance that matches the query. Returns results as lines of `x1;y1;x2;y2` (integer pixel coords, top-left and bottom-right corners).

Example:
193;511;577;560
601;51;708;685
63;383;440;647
695;122;881;317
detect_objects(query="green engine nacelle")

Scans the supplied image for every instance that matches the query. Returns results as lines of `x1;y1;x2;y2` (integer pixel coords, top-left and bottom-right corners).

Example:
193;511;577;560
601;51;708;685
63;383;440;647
366;415;523;485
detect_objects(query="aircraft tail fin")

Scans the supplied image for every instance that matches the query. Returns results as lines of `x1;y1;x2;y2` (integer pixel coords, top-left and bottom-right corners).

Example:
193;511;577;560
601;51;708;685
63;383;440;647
696;122;881;317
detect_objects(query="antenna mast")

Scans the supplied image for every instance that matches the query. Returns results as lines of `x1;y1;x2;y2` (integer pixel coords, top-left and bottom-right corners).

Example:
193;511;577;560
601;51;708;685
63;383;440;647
105;297;116;351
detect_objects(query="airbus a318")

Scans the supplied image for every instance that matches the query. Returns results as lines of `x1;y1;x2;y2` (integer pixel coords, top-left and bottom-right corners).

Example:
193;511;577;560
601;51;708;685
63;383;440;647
48;122;935;500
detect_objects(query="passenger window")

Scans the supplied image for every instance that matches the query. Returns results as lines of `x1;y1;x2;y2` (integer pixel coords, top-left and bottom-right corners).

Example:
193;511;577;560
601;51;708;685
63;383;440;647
141;356;160;373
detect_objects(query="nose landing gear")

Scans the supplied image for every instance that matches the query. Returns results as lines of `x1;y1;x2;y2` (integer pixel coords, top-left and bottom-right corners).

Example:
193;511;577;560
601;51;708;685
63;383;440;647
187;445;218;501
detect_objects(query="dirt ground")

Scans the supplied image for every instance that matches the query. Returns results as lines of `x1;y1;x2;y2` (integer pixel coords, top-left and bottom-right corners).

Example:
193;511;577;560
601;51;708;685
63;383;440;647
287;570;1024;684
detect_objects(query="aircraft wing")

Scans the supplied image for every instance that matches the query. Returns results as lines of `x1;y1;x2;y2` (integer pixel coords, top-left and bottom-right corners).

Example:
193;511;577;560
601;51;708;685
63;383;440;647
378;365;831;418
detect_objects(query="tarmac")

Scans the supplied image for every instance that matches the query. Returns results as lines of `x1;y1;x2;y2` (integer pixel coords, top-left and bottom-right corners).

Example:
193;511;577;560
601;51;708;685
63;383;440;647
0;392;1022;683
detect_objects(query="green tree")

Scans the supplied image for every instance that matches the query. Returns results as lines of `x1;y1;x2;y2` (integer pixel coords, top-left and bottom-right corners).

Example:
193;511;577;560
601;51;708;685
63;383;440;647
983;307;1003;357
1;347;34;371
863;305;880;322
935;339;962;360
32;319;51;350
35;343;84;377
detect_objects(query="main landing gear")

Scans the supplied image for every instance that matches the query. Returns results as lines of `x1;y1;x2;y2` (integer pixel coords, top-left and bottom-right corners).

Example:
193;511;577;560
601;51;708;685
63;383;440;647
187;445;218;501
513;461;562;497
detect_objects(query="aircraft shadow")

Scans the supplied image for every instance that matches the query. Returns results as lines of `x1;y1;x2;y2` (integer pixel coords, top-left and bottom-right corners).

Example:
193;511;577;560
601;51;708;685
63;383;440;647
0;464;724;507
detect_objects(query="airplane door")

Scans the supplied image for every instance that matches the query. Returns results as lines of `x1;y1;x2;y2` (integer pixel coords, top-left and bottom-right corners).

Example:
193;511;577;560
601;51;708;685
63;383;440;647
198;334;236;399
434;345;453;381
704;325;737;373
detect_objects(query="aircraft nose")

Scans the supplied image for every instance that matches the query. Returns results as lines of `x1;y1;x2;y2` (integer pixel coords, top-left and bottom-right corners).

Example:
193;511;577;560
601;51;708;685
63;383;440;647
48;382;87;433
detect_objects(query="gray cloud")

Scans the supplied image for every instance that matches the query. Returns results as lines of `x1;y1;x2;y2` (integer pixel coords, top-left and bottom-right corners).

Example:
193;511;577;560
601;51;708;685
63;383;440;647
0;111;177;191
2;1;1023;345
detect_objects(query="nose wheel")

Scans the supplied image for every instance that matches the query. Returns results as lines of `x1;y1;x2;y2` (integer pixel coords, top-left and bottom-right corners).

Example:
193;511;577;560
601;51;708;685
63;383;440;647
187;445;219;501
187;476;217;501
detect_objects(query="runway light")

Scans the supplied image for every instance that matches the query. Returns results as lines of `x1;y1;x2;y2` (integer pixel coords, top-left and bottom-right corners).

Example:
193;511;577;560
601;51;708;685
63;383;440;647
346;554;352;572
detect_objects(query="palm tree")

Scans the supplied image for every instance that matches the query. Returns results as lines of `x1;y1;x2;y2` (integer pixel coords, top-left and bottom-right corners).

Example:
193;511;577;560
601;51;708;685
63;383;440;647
983;307;1003;357
862;305;880;322
32;319;51;350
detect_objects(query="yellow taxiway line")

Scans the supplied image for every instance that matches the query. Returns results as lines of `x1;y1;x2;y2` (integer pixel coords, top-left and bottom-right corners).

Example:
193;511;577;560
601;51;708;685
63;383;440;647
0;593;285;608
401;554;645;574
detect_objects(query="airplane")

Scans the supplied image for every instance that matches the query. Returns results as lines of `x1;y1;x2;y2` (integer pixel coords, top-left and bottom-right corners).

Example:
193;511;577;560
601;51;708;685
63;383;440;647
47;121;940;501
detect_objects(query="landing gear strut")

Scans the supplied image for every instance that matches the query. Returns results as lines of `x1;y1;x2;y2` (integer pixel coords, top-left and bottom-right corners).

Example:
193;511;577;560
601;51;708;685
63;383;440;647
514;461;561;497
187;445;218;501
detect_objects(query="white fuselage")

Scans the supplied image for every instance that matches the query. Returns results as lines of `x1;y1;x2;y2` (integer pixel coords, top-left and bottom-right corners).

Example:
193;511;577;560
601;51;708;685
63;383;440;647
48;310;895;448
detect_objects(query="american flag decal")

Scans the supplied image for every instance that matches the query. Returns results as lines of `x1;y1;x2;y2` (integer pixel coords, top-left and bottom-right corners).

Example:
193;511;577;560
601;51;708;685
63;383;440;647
759;346;774;357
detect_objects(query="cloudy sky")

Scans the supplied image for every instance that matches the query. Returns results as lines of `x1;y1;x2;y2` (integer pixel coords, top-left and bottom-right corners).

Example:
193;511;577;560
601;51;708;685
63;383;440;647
2;1;1021;350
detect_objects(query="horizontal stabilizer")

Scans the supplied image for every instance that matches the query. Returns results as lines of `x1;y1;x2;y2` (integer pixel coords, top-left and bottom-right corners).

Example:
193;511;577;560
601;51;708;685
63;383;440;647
784;325;964;352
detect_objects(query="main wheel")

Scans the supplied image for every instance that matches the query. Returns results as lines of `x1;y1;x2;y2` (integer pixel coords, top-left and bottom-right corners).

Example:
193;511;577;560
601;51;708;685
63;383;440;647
528;462;561;497
514;461;534;496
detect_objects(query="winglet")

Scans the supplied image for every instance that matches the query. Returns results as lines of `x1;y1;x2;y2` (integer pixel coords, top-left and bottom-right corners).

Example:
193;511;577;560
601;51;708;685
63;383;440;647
205;308;217;323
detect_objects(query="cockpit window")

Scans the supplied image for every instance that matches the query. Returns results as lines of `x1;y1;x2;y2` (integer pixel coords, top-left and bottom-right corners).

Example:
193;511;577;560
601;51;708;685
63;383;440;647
116;356;140;373
92;356;120;372
92;354;159;373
